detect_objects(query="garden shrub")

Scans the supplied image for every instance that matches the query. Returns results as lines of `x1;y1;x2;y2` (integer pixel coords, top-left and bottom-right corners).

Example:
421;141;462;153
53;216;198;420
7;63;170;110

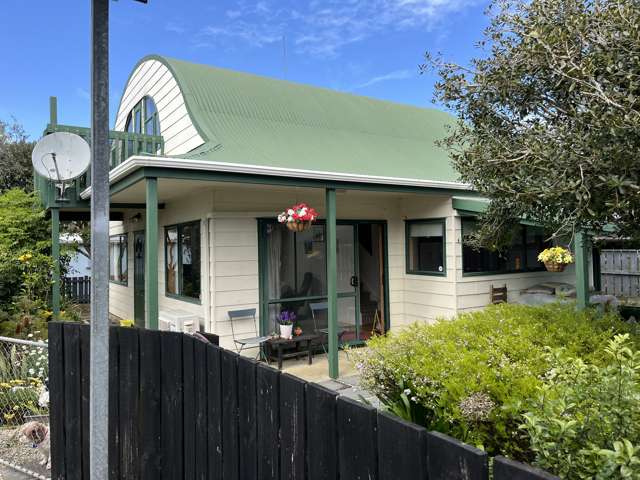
521;334;640;479
353;303;637;460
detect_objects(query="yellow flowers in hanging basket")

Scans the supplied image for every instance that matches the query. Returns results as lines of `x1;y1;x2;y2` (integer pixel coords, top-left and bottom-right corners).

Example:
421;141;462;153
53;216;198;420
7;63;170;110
538;247;574;272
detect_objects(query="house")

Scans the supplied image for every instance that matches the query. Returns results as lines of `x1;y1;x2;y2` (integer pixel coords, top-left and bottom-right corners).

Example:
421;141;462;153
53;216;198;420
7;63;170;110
36;55;592;377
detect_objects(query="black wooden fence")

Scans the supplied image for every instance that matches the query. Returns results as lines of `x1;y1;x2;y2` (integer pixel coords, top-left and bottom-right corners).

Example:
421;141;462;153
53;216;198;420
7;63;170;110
48;322;558;480
62;276;91;304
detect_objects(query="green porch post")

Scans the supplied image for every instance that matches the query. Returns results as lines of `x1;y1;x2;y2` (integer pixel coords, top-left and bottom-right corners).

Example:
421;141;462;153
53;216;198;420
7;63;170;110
326;188;339;379
51;208;61;319
145;178;159;329
575;230;590;310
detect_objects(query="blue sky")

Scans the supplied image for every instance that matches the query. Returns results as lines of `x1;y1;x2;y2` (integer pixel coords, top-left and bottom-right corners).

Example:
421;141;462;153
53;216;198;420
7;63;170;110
0;0;490;139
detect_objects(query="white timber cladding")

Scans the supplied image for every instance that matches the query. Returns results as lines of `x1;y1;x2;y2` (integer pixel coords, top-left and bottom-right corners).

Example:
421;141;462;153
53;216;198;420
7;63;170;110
107;185;587;346
114;59;205;155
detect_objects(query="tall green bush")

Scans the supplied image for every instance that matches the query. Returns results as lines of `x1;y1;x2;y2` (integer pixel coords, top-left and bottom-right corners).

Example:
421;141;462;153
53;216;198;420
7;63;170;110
353;303;636;460
521;334;640;479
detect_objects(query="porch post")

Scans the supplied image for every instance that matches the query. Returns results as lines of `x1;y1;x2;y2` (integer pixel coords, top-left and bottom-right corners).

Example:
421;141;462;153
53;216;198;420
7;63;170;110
51;208;61;319
326;187;339;379
575;230;590;310
145;177;159;329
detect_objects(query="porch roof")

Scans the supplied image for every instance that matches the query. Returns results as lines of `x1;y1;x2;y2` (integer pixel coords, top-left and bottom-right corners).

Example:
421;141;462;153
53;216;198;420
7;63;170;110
132;55;465;188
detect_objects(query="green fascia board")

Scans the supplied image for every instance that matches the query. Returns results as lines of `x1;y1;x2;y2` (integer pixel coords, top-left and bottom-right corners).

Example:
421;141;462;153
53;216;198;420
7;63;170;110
129;54;463;185
452;197;489;214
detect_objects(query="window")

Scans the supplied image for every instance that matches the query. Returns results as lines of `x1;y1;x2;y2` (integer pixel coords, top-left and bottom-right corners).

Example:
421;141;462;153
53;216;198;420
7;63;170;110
461;218;550;275
165;221;201;301
406;219;446;275
123;96;160;137
109;234;128;285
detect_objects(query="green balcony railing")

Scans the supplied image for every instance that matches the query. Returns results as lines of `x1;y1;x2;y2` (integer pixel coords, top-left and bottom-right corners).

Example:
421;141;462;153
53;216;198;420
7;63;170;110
34;123;164;209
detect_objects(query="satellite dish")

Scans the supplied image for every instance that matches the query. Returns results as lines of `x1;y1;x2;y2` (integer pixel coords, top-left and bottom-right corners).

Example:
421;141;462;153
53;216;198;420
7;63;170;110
32;132;91;201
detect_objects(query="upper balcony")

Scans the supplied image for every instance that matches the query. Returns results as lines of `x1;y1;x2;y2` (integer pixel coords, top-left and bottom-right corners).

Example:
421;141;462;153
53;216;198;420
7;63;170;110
34;99;164;210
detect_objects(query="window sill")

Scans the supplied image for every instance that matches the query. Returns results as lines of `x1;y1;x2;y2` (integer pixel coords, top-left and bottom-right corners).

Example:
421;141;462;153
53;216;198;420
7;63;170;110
406;271;447;277
165;292;202;305
462;268;548;277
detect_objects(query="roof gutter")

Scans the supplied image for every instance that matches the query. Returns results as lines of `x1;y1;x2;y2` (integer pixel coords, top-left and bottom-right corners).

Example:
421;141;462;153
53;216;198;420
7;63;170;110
80;155;472;199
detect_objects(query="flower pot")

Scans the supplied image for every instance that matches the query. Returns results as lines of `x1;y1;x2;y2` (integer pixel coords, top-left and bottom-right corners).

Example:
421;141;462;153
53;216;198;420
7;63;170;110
286;221;311;233
544;261;566;272
279;323;293;339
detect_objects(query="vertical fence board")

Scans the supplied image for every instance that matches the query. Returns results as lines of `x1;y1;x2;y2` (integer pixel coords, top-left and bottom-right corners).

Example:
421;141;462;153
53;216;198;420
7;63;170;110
48;322;65;480
194;339;209;480
493;456;560;480
183;335;196;480
280;374;306;480
237;356;258;480
305;384;338;480
377;411;427;480
337;396;378;480
221;349;240;480
206;345;223;480
139;329;162;480
427;431;488;480
109;327;120;480
161;331;184;480
63;323;82;480
118;327;140;479
80;326;90;480
257;364;280;480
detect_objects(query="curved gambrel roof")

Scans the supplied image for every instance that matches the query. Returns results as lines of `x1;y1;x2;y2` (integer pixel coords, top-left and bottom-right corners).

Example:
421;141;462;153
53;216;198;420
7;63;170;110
115;54;461;185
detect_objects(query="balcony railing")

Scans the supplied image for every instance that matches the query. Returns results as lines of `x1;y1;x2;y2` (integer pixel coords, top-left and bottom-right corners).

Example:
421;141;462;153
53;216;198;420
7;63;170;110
34;123;164;209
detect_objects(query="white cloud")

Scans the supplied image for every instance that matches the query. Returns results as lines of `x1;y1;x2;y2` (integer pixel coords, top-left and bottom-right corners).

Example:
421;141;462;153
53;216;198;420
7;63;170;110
165;22;186;34
193;0;482;57
354;69;414;89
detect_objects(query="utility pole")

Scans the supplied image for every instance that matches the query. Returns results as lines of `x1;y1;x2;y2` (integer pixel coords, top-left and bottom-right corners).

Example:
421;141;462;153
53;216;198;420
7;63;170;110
89;1;147;477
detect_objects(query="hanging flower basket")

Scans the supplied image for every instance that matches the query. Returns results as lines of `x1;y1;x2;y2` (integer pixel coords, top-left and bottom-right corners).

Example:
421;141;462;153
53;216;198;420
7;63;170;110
538;247;574;273
277;203;318;233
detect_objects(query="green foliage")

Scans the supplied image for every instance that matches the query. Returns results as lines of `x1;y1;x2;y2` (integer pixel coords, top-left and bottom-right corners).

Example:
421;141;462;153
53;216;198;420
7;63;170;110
423;0;640;247
0;119;34;193
521;334;640;479
353;303;636;460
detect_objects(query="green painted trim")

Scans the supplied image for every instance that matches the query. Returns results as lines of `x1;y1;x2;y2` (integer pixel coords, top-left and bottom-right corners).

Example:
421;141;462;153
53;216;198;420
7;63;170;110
51;208;60;319
326;188;338;379
405;218;447;276
145;178;159;329
575;230;590;310
111;170;145;196
452;197;488;214
592;247;602;292
49;97;57;126
139;166;476;197
165;292;202;305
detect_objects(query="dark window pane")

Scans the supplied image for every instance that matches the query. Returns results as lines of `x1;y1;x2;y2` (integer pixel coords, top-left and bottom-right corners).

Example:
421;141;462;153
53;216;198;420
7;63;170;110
296;225;327;296
144;96;157;120
166;228;178;294
407;221;444;273
180;223;201;299
145;118;155;136
265;223;296;300
109;234;128;283
135;109;142;134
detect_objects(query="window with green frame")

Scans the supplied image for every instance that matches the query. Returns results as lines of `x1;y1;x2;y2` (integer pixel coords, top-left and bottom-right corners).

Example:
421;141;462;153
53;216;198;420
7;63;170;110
109;234;128;285
406;219;446;275
165;221;201;301
461;217;550;275
124;96;160;136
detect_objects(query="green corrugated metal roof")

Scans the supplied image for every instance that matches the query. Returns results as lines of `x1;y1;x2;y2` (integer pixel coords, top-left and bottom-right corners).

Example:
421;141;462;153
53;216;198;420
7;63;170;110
142;55;461;184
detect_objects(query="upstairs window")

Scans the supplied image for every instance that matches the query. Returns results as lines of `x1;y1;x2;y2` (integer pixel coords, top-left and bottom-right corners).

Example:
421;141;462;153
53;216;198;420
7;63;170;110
406;219;446;275
124;96;160;136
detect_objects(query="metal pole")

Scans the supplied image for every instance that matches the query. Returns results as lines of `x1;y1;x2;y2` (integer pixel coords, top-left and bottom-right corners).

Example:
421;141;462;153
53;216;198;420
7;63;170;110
325;188;339;379
51;208;61;320
575;230;591;310
90;0;110;478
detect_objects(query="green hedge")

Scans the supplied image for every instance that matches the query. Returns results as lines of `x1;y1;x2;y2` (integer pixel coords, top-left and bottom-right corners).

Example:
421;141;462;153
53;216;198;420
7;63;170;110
353;303;638;461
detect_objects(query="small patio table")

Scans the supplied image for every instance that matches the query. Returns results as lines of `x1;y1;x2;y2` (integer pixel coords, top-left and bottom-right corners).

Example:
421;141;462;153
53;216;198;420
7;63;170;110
265;333;320;370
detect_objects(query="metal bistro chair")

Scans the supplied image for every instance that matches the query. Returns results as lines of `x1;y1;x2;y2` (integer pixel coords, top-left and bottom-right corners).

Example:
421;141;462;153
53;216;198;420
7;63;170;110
228;308;269;360
310;302;348;354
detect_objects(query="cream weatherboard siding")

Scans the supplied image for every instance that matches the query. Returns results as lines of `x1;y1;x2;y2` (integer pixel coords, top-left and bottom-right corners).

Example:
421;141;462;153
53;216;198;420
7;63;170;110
114;58;205;156
108;186;587;345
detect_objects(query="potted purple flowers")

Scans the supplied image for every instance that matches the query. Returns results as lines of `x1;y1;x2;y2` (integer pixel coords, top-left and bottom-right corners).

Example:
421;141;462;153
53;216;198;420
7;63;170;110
278;310;296;339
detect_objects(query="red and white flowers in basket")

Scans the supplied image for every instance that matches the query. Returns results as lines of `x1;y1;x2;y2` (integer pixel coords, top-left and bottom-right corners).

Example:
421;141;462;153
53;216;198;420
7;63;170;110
277;203;318;232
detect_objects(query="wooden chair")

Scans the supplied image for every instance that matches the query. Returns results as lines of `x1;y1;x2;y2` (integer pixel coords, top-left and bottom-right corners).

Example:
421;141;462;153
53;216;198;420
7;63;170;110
490;284;508;304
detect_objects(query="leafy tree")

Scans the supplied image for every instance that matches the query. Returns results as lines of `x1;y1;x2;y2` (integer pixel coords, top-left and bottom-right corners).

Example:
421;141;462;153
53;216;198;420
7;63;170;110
0;119;34;192
423;0;640;249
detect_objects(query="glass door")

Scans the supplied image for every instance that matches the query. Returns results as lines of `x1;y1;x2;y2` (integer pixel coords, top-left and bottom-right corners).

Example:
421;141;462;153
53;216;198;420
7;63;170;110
336;224;360;343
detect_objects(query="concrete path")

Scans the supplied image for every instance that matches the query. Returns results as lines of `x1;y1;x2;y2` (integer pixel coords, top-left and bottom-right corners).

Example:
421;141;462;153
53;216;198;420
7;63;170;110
0;465;35;480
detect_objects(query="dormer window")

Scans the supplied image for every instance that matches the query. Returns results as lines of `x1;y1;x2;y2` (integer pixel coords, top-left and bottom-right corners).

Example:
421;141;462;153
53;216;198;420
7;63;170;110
124;96;160;136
